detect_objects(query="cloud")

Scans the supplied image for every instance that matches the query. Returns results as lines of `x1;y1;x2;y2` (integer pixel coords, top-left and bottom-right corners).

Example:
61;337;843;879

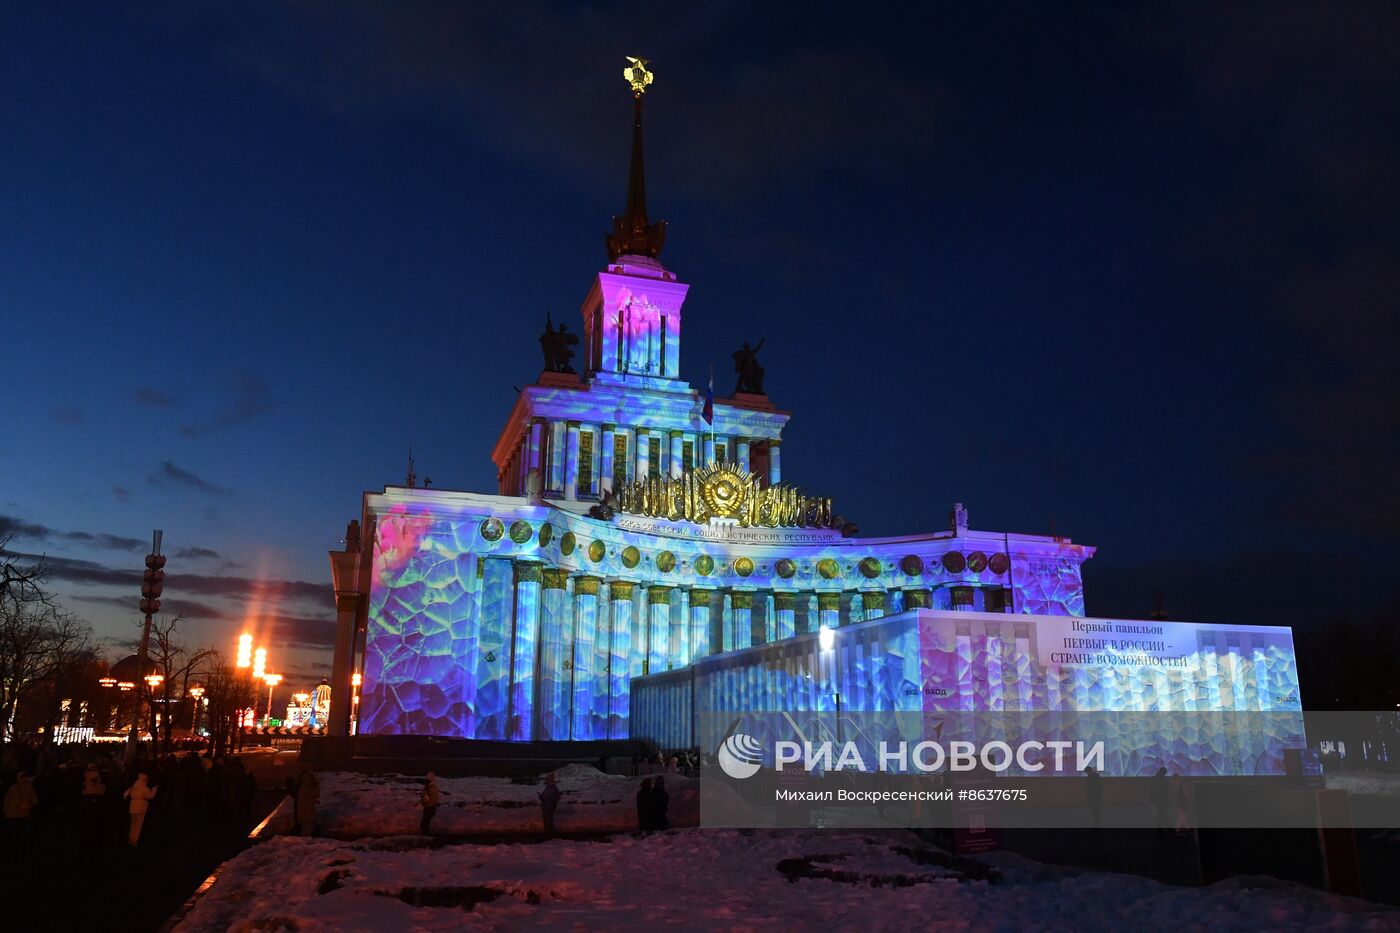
70;592;337;649
112;486;133;503
134;386;176;407
174;546;223;561
27;552;327;603
147;460;231;497
179;374;271;437
52;407;83;425
0;515;145;552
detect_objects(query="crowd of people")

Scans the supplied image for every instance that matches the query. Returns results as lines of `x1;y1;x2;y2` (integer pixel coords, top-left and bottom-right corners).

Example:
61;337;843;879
633;749;703;777
1;740;261;851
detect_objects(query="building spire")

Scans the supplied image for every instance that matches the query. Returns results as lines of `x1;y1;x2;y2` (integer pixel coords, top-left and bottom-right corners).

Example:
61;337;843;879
606;57;667;262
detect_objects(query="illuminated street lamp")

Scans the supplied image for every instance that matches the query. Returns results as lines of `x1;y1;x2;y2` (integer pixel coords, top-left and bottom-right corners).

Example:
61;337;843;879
189;684;206;736
262;673;283;726
144;673;164;690
117;681;135;692
236;633;253;669
99;676;117;688
252;647;267;681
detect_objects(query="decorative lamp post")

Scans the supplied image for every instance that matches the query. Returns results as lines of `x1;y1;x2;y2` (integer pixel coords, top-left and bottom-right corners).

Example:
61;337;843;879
235;633;253;748
350;672;362;734
262;673;282;726
189;684;206;737
144;674;164;741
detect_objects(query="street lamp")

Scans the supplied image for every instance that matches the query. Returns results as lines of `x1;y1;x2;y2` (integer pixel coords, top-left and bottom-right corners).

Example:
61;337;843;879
236;633;252;669
252;647;267;681
262;673;282;726
144;674;165;742
189;684;206;737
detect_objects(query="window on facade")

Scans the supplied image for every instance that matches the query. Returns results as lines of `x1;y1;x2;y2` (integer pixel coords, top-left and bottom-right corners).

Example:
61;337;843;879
682;440;694;472
578;430;594;496
613;434;628;490
648;436;661;478
659;315;668;376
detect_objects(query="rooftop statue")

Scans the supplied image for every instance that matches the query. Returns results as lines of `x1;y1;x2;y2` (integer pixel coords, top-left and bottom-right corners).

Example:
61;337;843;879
732;337;766;395
539;312;579;374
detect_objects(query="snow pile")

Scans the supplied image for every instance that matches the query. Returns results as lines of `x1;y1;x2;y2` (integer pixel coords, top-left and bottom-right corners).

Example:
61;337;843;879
312;767;698;836
1326;770;1400;799
175;829;1398;932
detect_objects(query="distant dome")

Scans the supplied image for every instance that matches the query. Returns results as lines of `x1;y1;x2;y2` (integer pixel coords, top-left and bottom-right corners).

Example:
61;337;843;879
109;654;157;681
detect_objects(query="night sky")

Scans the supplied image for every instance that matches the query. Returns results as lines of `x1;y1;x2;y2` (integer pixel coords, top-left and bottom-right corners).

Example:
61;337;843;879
4;4;1397;690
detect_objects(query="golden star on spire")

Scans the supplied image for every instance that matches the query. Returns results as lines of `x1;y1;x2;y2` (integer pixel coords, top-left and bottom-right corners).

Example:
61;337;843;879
623;56;654;97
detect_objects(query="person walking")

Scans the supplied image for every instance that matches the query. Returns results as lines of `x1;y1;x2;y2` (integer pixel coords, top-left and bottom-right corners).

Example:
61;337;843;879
295;769;319;837
3;772;38;846
1150;767;1170;835
1083;766;1102;829
79;763;107;848
538;772;560;835
651;776;670;831
636;777;653;831
124;771;157;847
420;772;440;835
1172;774;1192;836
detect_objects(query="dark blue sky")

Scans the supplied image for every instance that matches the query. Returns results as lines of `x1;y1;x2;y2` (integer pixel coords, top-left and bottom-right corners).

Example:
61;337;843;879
4;3;1397;683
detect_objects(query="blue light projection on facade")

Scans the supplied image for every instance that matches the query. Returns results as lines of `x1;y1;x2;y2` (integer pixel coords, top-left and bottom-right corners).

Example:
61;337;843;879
335;61;1296;753
631;610;1303;776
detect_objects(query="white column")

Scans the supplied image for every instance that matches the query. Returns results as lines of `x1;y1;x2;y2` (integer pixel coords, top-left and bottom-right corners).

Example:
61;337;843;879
670;431;684;478
703;433;716;467
769;440;782;484
736;437;751;473
570;576;600;740
635;429;650;480
564;421;581;500
690;589;714;659
600;423;616;496
547;421;566;493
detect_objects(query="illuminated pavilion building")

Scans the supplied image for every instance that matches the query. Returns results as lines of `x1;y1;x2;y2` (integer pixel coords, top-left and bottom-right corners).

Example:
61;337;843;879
325;63;1300;770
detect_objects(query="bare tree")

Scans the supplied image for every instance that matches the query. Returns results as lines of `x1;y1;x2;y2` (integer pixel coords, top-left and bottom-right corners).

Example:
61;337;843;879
0;540;95;742
142;614;216;752
200;651;257;756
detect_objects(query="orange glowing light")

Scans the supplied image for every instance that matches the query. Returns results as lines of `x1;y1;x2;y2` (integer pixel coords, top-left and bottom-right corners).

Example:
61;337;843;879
252;647;267;681
236;633;253;668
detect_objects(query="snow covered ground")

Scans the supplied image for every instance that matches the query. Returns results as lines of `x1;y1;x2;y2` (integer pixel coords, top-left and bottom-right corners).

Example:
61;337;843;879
182;765;1400;930
288;764;698;836
176;827;1397;931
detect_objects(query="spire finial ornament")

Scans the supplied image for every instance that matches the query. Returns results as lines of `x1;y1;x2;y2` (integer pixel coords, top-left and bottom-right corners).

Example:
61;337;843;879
623;57;653;97
606;56;667;262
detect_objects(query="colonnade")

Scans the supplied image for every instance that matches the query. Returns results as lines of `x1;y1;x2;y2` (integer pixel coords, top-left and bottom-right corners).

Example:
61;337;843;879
498;417;784;497
478;555;1013;742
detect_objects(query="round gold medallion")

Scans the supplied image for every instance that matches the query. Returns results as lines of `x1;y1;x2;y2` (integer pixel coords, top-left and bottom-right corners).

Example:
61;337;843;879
621;546;641;568
734;556;754;577
560;532;576;556
817;558;840;579
479;518;504;541
588;540;606;562
656;550;676;572
694;554;714;576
